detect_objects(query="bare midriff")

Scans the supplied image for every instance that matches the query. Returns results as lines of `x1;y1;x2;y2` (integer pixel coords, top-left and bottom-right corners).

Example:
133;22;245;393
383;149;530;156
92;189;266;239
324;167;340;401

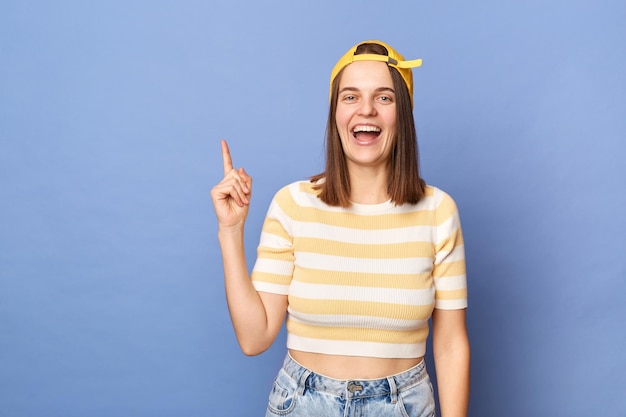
289;349;424;380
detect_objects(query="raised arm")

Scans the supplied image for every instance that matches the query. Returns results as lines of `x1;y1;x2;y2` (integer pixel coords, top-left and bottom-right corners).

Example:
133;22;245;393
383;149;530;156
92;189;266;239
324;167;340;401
210;140;287;355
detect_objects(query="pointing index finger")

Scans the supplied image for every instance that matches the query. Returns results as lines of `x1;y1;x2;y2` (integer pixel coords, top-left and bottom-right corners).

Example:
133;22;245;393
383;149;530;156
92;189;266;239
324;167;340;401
221;139;233;175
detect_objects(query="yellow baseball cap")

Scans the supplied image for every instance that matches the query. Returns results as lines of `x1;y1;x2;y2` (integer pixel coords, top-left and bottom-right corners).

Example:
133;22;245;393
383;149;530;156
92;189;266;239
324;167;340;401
330;40;422;107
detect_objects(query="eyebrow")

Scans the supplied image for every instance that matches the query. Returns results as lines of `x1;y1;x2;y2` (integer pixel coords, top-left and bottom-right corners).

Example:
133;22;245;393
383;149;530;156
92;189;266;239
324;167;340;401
338;86;396;95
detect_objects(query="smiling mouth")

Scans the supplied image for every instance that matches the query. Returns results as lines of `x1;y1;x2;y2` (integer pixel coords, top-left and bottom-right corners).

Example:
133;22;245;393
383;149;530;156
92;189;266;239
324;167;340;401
352;125;381;143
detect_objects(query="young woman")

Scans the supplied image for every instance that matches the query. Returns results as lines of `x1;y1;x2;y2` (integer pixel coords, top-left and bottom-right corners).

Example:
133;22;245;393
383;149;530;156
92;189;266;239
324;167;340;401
211;40;469;417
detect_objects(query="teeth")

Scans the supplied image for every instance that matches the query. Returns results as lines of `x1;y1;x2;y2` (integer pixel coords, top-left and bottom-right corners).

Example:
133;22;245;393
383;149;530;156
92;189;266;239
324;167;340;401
353;125;381;133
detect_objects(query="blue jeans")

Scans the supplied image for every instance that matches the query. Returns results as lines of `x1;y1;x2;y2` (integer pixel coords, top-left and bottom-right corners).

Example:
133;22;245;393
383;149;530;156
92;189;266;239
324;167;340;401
265;354;436;417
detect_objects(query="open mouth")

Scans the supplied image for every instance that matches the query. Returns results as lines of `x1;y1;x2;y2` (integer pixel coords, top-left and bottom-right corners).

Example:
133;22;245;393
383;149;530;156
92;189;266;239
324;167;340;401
352;125;381;143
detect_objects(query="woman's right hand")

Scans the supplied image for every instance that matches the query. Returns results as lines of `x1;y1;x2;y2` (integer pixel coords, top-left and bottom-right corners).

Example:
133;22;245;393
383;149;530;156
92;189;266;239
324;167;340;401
210;140;252;230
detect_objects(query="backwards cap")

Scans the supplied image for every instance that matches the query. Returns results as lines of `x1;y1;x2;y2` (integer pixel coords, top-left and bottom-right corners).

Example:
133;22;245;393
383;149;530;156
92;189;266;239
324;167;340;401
329;40;422;107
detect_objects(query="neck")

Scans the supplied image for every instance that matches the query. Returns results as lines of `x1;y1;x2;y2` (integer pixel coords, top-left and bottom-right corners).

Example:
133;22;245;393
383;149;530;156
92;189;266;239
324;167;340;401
348;166;389;204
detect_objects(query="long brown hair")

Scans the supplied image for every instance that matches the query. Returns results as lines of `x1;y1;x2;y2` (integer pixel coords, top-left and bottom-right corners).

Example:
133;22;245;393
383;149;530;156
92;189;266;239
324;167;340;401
312;42;426;207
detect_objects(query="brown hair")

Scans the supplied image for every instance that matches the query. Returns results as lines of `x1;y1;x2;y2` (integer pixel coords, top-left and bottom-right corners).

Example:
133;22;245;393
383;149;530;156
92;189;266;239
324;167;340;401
311;42;426;207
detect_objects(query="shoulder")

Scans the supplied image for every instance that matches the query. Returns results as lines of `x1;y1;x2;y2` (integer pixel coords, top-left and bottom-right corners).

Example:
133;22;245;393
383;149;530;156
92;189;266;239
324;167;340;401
420;185;462;229
272;180;320;202
422;185;464;236
416;185;459;211
268;180;325;213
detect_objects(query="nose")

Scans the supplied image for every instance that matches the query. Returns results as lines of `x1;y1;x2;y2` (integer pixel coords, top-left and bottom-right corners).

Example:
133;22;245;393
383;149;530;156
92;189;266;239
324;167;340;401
357;98;377;117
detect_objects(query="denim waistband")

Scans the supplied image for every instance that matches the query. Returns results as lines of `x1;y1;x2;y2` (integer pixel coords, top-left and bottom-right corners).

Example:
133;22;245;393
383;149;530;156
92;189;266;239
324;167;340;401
281;353;428;400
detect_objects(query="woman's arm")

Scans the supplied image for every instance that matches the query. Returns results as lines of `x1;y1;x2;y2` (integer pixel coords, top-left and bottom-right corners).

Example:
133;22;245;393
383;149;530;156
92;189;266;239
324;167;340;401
432;308;470;417
211;140;287;355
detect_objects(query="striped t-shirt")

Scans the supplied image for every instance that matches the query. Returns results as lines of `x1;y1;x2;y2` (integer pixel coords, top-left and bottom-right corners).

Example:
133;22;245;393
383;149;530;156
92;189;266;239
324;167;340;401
251;180;467;359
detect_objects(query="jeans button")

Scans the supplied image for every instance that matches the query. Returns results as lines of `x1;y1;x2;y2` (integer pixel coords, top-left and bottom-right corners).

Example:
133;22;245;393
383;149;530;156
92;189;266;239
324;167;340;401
347;382;363;393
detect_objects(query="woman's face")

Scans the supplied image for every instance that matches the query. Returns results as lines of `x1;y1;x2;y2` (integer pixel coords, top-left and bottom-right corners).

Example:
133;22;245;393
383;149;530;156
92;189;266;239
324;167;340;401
335;60;397;173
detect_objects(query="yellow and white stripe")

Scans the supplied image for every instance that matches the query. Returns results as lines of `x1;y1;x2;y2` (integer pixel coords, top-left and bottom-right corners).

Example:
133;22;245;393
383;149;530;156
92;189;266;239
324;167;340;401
251;180;467;358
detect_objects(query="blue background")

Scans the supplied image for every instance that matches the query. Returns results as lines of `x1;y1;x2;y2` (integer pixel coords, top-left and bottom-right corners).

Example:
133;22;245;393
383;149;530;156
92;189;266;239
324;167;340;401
1;1;625;416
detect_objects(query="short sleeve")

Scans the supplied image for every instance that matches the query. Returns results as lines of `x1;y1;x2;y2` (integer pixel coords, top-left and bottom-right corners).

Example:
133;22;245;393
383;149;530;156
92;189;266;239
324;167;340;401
251;186;296;295
432;190;467;309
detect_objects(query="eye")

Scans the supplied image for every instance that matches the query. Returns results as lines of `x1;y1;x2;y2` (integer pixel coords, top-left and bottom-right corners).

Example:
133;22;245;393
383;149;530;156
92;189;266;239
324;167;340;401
339;94;359;104
378;95;394;103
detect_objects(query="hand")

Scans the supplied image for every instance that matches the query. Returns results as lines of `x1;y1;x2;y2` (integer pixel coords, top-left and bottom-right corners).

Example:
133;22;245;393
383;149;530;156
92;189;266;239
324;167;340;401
210;140;252;230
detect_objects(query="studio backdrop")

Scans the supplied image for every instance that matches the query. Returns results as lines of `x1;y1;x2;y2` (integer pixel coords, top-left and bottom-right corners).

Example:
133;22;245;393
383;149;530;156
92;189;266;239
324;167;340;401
1;1;625;416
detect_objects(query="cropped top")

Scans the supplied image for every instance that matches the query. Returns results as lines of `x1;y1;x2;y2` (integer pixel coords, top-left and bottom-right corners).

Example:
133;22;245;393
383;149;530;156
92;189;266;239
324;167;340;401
251;180;467;359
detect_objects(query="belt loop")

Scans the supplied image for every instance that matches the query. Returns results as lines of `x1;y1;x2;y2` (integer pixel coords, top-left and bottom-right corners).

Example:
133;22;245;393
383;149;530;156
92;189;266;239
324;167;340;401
387;376;398;404
297;369;311;396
